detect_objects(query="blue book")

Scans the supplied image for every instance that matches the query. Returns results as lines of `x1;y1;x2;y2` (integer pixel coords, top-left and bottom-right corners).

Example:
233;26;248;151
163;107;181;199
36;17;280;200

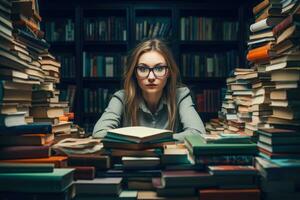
0;122;52;135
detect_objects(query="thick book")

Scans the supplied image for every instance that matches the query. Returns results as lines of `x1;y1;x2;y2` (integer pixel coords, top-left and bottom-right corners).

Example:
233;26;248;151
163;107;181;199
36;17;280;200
0;145;51;159
106;126;173;143
0;122;52;135
0;112;26;127
122;156;160;169
137;191;197;200
0;133;54;146
273;14;300;35
194;154;254;165
0;163;54;173
185;135;257;156
75;190;137;200
0;156;68;168
152;178;196;197
208;165;257;175
0;186;75;200
161;170;216;188
0;168;74;193
199;188;260;200
72;166;95;180
250;17;285;33
67;154;110;170
74;178;122;195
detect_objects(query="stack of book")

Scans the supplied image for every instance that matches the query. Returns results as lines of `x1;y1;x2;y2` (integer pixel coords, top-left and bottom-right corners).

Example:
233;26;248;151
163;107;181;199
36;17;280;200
180;134;259;200
101;126;175;190
31;52;73;137
0;163;75;200
8;0;74;138
252;2;300;199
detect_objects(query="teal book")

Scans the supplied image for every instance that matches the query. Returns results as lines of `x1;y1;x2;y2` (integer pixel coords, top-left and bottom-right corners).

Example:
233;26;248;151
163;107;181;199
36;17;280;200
0;168;74;193
74;190;137;200
0;163;54;173
185;135;257;156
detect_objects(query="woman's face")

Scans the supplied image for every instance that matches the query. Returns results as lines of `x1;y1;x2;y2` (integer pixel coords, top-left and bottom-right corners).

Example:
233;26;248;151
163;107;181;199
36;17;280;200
135;51;169;96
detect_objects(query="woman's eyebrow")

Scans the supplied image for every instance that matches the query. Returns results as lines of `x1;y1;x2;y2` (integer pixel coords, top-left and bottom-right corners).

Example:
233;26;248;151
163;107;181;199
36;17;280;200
137;62;166;67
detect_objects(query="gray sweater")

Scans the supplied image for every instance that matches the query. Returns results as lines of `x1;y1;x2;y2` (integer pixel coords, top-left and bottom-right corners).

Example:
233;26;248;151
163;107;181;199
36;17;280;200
92;87;206;141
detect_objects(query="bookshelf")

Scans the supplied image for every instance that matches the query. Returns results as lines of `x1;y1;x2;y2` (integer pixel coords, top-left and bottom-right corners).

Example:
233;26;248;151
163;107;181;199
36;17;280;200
40;0;256;133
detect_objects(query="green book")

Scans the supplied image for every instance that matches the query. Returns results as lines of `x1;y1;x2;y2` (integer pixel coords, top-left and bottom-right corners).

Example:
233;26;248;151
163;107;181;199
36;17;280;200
185;135;257;156
75;190;137;200
0;163;54;173
0;168;74;193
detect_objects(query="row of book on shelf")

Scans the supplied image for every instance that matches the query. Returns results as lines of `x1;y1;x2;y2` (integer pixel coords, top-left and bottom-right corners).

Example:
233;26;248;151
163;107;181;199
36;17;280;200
44;19;74;42
84;17;127;41
43;16;240;42
77;51;239;79
180;17;239;41
82;52;127;78
181;51;238;78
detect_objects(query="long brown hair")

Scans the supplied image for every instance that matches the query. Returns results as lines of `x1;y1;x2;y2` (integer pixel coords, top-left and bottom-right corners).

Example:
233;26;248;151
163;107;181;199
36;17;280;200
123;39;181;130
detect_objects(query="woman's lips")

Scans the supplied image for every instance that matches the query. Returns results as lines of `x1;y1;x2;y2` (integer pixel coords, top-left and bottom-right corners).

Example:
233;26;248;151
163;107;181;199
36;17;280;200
146;84;157;87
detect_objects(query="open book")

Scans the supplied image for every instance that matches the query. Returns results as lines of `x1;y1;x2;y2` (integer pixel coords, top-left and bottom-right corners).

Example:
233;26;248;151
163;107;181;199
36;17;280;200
106;126;173;143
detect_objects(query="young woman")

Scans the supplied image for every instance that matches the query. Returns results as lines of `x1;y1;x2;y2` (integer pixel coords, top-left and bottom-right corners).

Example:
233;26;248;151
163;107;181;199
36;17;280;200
93;39;205;141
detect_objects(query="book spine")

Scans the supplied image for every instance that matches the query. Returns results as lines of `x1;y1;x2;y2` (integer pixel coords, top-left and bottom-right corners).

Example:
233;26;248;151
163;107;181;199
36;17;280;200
0;146;50;160
272;15;293;35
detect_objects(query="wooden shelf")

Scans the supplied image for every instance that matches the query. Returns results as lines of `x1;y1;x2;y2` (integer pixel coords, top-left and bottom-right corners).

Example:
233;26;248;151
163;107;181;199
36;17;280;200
60;78;76;84
83;41;128;46
179;40;239;47
82;77;122;82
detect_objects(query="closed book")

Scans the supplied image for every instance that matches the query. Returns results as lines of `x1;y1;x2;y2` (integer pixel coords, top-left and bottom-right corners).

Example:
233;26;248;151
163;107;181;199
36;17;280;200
122;156;160;169
0;163;54;173
0;185;75;200
194;154;254;165
137;191;197;200
0;112;26;127
0;156;68;168
0;122;52;135
199;188;260;200
208;165;257;175
185;135;257;156
258;141;300;153
0;145;51;159
74;178;122;195
152;178;196;197
72;166;95;180
75;190;137;200
273;14;300;36
67;154;110;170
0;133;54;146
0;168;74;193
162;170;216;188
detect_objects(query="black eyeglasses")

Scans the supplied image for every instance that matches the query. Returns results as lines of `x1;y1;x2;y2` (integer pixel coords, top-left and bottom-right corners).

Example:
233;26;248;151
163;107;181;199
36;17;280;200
136;64;168;78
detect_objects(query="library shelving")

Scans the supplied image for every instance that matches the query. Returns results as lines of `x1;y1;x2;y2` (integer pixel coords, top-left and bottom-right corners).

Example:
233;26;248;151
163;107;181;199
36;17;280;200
40;0;256;134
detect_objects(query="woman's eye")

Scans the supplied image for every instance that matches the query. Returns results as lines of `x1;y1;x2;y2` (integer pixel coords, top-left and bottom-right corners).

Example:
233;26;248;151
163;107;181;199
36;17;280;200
138;67;148;72
155;66;164;72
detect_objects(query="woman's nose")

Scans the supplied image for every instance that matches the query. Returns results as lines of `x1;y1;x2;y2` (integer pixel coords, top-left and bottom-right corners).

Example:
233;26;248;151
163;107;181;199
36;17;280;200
148;70;156;79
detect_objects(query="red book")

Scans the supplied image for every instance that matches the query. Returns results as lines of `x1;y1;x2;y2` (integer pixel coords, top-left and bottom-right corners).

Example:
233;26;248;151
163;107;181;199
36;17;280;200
273;15;300;36
0;145;51;160
72;166;95;180
199;188;260;200
67;154;110;170
0;156;68;167
196;94;204;112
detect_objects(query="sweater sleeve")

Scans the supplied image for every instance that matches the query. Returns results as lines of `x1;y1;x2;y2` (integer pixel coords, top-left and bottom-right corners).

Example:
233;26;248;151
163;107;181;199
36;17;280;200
173;87;206;141
92;90;124;138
